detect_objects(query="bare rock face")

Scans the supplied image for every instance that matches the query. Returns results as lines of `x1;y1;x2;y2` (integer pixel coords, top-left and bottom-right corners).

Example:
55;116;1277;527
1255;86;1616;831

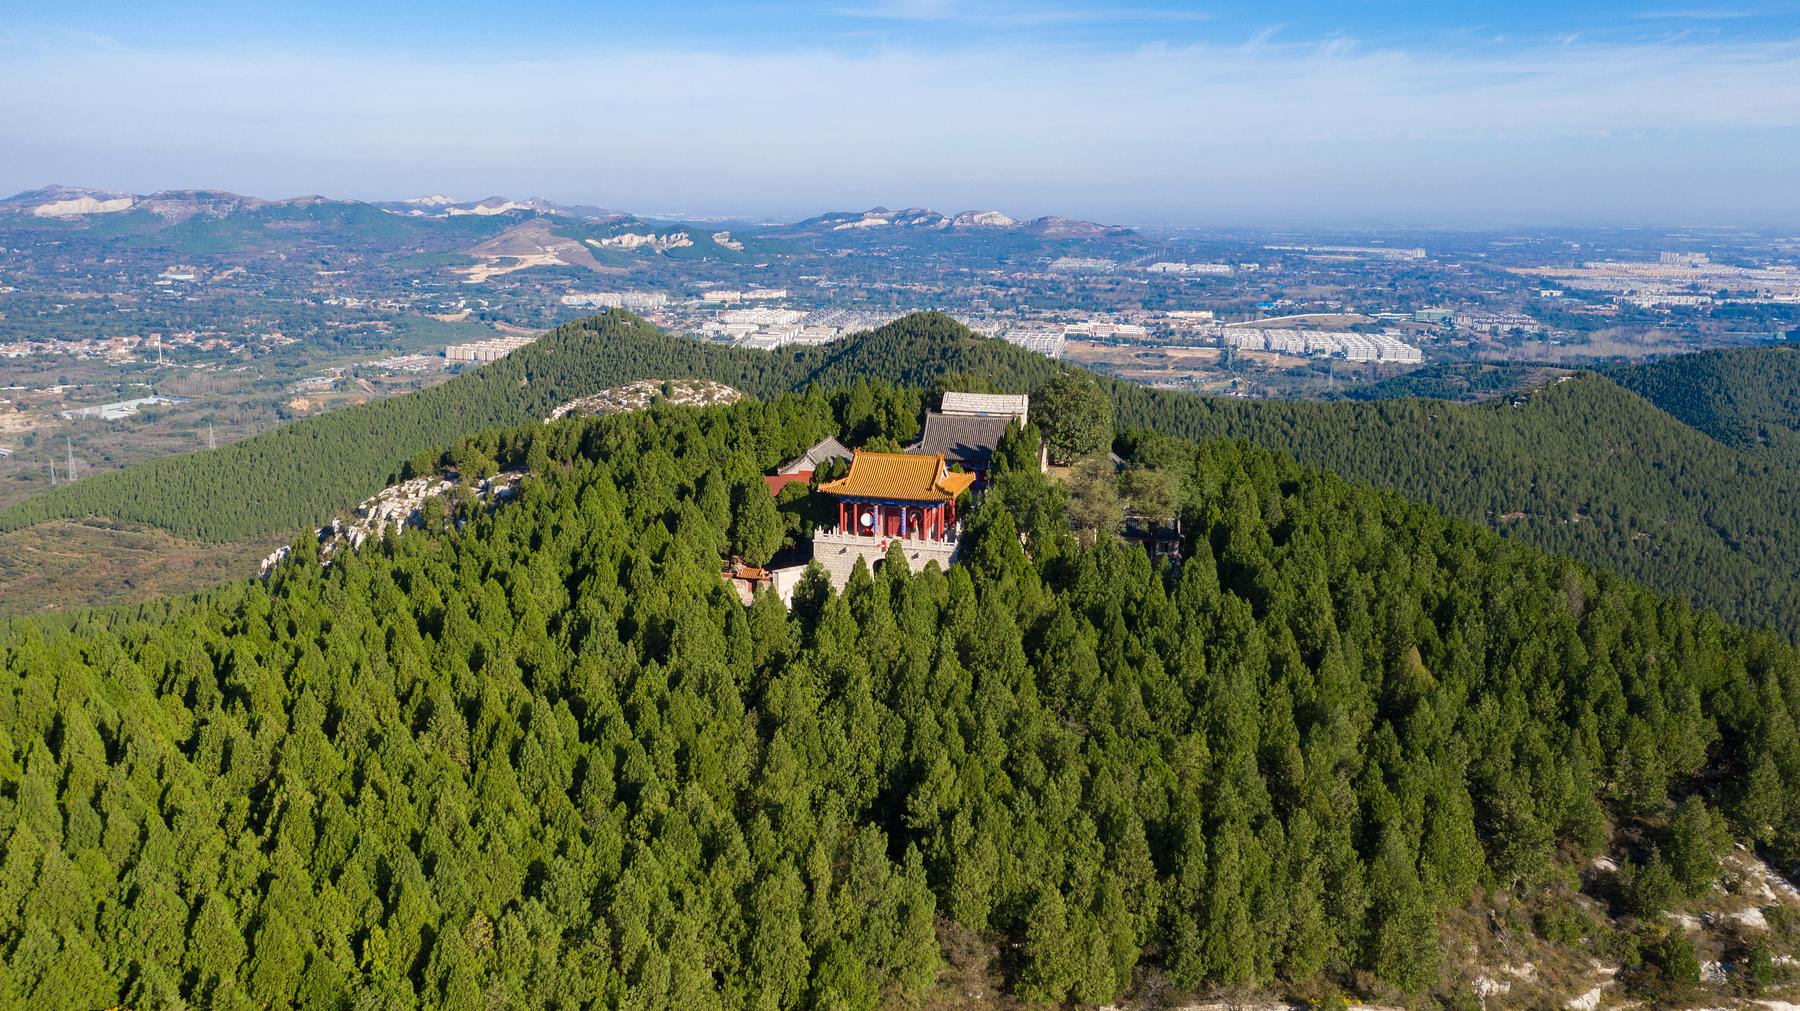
33;194;135;217
260;472;522;577
591;231;692;252
806;206;1128;233
262;379;744;580
544;379;744;422
950;209;1017;228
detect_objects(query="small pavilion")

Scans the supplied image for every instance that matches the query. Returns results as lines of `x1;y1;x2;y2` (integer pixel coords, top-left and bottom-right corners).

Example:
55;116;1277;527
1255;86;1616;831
817;450;975;542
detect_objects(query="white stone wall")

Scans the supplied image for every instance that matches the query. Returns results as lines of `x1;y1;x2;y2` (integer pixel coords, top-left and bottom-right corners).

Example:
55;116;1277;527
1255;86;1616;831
812;530;958;589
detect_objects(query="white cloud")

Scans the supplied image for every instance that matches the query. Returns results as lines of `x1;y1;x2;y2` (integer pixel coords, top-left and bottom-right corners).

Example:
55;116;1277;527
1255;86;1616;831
1;31;1797;224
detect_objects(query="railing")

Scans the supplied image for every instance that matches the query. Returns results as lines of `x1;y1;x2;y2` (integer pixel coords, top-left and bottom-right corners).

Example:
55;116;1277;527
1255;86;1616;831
814;525;960;548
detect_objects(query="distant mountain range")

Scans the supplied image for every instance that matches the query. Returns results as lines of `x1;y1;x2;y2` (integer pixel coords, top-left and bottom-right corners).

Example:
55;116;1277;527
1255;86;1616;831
372;194;629;221
2;185;288;221
0;186;1129;237
792;206;1131;237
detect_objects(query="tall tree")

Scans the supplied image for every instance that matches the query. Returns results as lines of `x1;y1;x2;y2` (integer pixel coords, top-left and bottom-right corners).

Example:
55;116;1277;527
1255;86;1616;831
1034;371;1112;465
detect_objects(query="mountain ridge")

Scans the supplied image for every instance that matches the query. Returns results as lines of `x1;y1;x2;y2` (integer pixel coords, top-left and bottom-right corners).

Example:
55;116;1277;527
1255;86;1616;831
1;185;1127;235
793;204;1130;236
5;313;1800;637
1608;345;1800;462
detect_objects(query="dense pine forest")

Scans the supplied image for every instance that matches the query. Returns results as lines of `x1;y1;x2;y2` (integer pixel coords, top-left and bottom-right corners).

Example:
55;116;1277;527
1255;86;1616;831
1336;362;1551;403
2;388;1797;1009
1109;373;1800;637
5;313;1800;636
1608;345;1800;462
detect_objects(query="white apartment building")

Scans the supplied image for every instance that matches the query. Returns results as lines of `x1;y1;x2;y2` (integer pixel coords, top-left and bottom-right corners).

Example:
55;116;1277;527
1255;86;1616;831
561;291;668;311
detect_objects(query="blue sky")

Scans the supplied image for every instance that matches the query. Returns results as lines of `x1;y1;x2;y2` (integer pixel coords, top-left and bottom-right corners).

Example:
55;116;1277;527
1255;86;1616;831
4;1;1800;225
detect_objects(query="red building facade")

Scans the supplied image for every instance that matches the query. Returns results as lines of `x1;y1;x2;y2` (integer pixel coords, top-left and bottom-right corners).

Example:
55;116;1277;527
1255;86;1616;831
817;450;974;543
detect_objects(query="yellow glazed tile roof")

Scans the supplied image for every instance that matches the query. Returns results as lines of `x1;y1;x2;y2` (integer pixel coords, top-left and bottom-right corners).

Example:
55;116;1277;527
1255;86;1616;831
818;450;976;501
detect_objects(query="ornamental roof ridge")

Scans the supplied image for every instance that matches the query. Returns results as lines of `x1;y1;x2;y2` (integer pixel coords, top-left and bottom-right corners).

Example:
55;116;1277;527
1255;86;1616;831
817;449;976;502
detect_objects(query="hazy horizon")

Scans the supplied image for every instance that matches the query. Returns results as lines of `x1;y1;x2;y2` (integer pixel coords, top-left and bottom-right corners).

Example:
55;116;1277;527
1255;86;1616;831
6;1;1800;229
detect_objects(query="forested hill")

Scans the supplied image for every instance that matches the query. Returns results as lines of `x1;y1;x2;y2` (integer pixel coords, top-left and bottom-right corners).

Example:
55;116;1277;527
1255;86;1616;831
5;311;1800;634
1107;375;1800;636
1336;362;1554;403
0;312;1046;544
1609;346;1800;461
2;391;1797;1009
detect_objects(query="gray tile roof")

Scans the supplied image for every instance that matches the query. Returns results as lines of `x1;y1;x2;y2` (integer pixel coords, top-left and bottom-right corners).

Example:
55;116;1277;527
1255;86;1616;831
777;436;853;474
907;412;1013;468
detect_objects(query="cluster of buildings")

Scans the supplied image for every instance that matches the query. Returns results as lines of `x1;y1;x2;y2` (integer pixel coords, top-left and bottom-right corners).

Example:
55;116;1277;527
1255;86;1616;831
1000;328;1068;358
1063;320;1149;339
446;335;536;364
1049;256;1119;273
991;318;1157;359
727;392;1040;603
59;394;190;421
1452;309;1553;333
1265;244;1427;261
1218;326;1424;363
320;295;409;314
1144;261;1237;275
700;288;788;304
289;373;338;391
560;291;669;311
1511;253;1800;310
1623;293;1716;309
1;335;139;359
0;331;250;360
365;354;441;373
706;308;908;350
720;307;807;331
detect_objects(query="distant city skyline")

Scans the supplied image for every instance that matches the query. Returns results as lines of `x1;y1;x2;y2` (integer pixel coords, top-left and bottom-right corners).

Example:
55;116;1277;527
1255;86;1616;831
5;1;1800;227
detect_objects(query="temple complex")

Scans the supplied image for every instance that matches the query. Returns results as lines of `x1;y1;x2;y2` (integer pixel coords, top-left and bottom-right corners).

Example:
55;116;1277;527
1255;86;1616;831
741;393;1037;601
811;449;974;587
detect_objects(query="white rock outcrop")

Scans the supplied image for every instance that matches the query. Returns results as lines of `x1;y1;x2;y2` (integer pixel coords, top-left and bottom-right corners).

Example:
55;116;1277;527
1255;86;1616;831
34;196;134;216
